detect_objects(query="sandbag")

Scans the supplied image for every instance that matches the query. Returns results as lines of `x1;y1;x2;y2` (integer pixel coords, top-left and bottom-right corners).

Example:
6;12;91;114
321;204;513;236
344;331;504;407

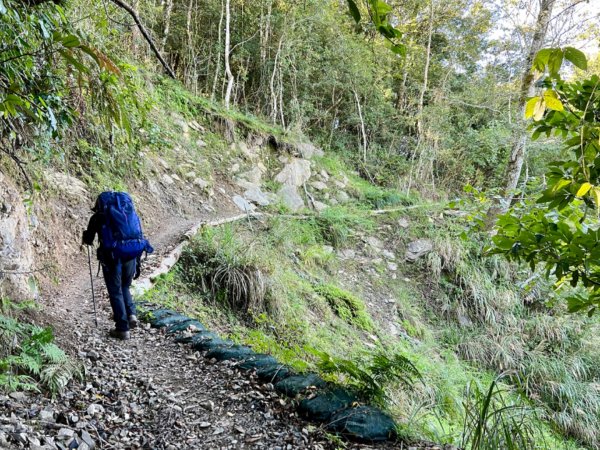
180;330;221;345
166;319;205;334
326;405;397;442
255;364;294;383
275;373;327;397
146;309;178;321
237;354;278;371
205;345;255;361
151;314;190;328
298;388;357;423
192;334;234;351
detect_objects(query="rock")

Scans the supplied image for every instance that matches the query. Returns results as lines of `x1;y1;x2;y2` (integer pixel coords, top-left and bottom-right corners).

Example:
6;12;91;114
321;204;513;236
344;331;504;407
184;171;196;180
406;239;433;261
313;201;328;212
171;113;189;134
277;186;305;212
236;142;260;160
193;178;210;190
196;139;207;148
86;404;104;417
57;428;75;440
319;170;330;180
244;186;270;207
87;350;100;362
80;430;95;449
296;142;324;159
335;191;350;203
387;262;398;271
232;195;256;213
397;217;410;228
365;236;383;250
161;174;174;186
275;158;311;187
338;249;356;259
189;120;204;132
44;171;89;201
310;181;328;191
170;173;182;182
9;392;27;401
381;249;396;260
39;408;55;422
238;166;264;185
0;174;35;301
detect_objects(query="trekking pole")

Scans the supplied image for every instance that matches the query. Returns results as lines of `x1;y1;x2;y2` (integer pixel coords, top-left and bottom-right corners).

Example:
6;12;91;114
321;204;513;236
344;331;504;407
86;245;98;327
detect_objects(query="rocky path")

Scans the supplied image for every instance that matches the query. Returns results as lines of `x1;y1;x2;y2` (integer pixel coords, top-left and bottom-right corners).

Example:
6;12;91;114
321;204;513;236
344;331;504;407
1;209;439;450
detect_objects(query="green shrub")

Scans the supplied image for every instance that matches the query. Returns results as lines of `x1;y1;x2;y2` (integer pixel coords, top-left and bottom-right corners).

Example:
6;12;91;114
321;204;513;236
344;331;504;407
315;284;373;331
315;206;374;248
0;312;84;395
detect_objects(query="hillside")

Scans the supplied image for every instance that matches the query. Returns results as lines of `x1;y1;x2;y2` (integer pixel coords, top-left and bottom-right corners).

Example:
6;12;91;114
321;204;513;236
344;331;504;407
1;0;600;449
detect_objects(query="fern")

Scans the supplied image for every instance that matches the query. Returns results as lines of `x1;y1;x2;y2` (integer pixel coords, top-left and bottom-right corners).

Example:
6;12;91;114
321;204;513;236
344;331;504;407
40;359;85;395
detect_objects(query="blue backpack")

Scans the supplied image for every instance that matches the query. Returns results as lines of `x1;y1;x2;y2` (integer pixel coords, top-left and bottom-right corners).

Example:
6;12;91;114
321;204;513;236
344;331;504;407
96;191;154;261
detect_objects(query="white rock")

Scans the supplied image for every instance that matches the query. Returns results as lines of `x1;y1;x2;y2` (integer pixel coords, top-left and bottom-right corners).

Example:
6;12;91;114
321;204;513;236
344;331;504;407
387;262;398;271
86;404;104;417
382;249;396;260
310;181;328;191
161;174;174;185
397;217;409;228
406;239;433;261
232;195;256;213
196;139;207;148
365;236;383;249
244;186;270;206
275;158;311;187
296;142;324;159
193;178;209;189
238;166;263;184
170;173;181;182
277;185;305;212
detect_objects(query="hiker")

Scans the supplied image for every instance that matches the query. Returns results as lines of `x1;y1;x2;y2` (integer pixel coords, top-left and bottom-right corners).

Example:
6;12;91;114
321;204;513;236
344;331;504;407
82;192;153;340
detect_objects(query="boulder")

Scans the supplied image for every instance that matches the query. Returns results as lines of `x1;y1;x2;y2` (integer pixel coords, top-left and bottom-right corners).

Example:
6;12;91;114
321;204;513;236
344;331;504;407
44;171;88;201
336;191;350;203
244;186;270;206
275;158;311;187
0;173;36;301
296;142;324;159
313;201;328;212
406;239;433;261
193;178;209;189
232;195;256;213
277;186;305;212
238;166;264;185
397;217;409;228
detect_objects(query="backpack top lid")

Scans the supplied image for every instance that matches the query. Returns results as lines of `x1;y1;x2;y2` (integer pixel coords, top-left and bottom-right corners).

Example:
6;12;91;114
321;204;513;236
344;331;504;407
96;191;134;212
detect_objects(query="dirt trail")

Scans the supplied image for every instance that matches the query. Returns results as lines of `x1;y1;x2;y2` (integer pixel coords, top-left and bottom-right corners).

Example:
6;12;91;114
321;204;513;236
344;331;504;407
18;208;338;449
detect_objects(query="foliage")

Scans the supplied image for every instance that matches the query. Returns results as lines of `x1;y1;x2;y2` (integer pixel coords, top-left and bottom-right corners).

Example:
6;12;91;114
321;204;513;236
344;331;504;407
315;206;374;248
492;48;600;315
461;375;544;450
178;227;276;315
0;309;83;395
309;347;420;406
315;283;373;331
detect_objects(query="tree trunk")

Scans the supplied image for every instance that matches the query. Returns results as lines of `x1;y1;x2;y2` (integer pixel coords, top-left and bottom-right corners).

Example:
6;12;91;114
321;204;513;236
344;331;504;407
160;0;174;53
224;0;234;109
501;0;555;208
416;0;434;143
353;88;367;163
211;0;225;101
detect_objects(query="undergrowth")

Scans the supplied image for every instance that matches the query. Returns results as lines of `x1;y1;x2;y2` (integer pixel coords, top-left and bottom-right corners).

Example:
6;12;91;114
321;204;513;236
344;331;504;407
0;300;83;395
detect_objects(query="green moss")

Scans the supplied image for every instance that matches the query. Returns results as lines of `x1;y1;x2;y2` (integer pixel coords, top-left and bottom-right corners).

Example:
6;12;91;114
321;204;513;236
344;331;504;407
315;283;373;331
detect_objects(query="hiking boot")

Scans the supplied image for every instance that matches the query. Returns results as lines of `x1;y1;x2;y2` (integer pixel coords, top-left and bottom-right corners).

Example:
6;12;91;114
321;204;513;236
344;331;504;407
128;315;139;329
109;329;130;340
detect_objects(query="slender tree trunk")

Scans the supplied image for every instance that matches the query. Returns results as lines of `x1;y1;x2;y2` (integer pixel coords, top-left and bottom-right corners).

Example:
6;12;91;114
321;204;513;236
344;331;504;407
224;0;234;109
416;0;434;143
211;0;225;101
501;0;556;208
353;88;367;163
161;0;174;53
270;34;284;122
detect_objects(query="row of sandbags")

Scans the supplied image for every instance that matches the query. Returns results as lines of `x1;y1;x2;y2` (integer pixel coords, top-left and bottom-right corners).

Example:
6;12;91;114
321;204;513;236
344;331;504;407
141;305;398;443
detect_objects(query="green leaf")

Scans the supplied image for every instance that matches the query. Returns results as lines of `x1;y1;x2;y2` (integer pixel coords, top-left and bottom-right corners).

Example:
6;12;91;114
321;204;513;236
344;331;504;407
593;187;600;214
543;90;563;111
347;0;361;23
61;34;81;48
548;49;564;76
552;178;571;192
577;182;593;197
564;47;587;70
390;44;406;56
532;48;552;71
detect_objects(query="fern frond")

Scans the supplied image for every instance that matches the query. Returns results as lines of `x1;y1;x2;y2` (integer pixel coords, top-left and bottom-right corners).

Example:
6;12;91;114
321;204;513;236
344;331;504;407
40;359;85;395
41;343;68;363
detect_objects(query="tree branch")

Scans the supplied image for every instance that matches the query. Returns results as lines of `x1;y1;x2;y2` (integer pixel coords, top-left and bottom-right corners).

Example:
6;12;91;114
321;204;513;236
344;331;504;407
107;0;176;79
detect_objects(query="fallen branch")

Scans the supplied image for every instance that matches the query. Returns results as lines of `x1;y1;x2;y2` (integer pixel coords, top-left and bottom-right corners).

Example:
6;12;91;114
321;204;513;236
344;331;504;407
108;0;176;79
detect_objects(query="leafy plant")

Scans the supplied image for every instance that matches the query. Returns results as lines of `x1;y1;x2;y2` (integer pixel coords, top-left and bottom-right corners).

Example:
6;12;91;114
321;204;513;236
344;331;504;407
309;347;420;406
0;312;84;395
461;375;545;450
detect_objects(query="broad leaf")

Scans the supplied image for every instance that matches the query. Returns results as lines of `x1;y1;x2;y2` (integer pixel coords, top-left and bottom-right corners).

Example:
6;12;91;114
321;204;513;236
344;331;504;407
576;182;593;197
564;47;587;70
347;0;361;23
543;90;563;111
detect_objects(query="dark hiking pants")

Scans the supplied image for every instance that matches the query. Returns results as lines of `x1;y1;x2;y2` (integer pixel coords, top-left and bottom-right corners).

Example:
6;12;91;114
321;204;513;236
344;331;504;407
102;258;136;331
